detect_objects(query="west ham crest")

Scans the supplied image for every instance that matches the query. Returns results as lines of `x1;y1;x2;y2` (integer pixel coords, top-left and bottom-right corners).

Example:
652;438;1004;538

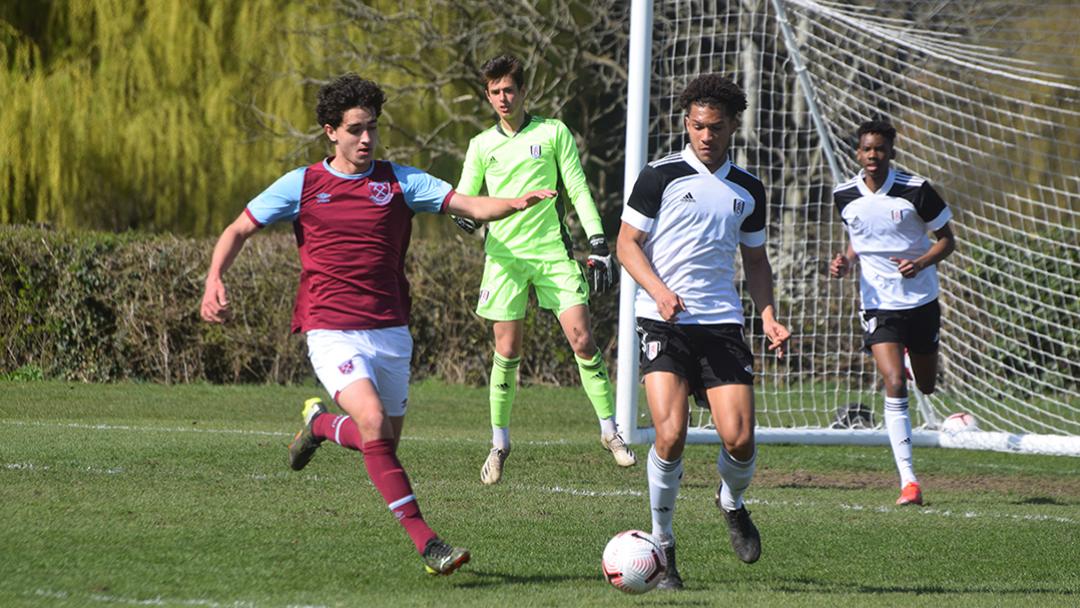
370;181;393;206
733;199;746;215
530;144;542;159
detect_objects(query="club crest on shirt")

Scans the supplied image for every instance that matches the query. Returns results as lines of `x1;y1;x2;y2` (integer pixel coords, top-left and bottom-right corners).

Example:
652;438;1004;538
733;199;746;215
478;288;491;304
644;340;661;361
530;144;542;159
891;209;905;222
370;181;393;206
338;359;354;375
315;192;332;204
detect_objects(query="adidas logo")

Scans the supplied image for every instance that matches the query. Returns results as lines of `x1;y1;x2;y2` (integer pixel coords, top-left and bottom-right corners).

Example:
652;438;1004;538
679;192;696;203
900;438;912;446
488;156;498;165
495;383;510;391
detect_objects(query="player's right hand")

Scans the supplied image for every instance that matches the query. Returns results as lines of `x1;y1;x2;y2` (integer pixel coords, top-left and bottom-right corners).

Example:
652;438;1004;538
451;215;481;234
515;189;558;209
829;254;850;278
654;288;686;322
200;279;231;323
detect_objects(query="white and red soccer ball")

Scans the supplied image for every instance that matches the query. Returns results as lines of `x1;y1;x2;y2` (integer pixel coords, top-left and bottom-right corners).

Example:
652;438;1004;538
601;530;667;593
941;412;979;433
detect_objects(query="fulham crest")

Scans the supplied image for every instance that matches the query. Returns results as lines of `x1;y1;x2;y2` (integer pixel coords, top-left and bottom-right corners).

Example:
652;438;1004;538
733;199;746;216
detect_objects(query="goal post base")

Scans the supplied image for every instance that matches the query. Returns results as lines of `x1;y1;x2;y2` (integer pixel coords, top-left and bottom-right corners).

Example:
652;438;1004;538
626;427;1080;457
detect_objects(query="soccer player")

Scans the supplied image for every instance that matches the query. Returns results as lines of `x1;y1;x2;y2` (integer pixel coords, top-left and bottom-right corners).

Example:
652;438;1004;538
452;54;635;484
830;120;956;507
199;74;555;576
618;74;790;589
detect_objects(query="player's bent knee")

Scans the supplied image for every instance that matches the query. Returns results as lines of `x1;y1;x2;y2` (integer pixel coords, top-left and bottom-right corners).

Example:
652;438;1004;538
724;436;755;461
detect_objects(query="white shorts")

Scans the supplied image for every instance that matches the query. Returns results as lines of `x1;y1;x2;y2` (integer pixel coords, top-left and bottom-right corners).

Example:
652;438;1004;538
306;326;412;417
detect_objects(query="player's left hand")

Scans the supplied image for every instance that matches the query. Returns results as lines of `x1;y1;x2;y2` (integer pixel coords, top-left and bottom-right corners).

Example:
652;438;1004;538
451;215;481;234
890;256;924;278
586;235;616;294
763;319;791;359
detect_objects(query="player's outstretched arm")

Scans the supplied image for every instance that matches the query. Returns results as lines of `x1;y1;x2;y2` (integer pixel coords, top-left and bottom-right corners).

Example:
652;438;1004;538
447;189;557;222
201;213;260;323
741;243;790;358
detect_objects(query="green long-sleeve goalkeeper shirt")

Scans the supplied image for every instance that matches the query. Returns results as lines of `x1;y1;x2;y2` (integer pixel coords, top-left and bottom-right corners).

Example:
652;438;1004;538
456;114;604;261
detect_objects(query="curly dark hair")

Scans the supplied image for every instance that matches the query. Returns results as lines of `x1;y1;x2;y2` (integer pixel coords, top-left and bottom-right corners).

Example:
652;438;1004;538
315;74;386;128
481;54;525;90
678;74;747;117
856;120;897;146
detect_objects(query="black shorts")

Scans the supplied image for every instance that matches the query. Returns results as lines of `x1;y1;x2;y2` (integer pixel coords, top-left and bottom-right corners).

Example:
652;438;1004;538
861;299;941;354
636;318;755;399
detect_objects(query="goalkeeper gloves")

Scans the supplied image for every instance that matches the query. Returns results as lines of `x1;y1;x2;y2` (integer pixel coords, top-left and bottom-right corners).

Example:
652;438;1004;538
586;235;616;295
451;215;481;235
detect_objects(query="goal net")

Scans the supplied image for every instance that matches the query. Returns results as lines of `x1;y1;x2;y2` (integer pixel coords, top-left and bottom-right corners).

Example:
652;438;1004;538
616;0;1080;455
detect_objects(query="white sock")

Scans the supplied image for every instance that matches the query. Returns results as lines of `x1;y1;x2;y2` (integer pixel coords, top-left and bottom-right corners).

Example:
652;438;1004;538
716;447;756;511
647;445;682;543
599;416;617;437
492;426;510;451
884;396;917;486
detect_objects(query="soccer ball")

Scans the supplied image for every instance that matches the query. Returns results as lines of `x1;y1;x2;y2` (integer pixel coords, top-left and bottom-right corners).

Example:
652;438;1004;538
941;412;979;433
601;530;667;594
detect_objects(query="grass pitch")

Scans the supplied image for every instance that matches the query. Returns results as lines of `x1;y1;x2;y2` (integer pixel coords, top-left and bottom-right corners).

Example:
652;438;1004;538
1;380;1077;607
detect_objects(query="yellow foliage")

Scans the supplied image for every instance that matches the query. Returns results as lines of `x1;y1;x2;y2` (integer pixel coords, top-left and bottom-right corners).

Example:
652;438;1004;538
2;0;327;235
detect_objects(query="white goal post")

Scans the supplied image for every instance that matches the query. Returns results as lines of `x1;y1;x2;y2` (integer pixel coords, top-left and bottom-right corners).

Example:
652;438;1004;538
615;0;1080;456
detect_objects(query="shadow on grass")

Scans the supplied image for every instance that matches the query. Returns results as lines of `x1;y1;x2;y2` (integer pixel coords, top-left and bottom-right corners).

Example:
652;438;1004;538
773;576;1078;596
449;569;597;588
1014;496;1074;506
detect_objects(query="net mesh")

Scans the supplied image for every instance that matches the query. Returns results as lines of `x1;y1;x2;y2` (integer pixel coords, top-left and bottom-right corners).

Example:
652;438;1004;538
642;0;1079;435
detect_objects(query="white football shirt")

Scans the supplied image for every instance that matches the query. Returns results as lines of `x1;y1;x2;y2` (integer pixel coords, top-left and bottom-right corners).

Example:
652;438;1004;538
833;167;952;310
622;145;767;325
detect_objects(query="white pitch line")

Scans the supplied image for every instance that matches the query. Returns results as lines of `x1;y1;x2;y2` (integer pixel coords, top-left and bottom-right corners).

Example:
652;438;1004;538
34;588;326;608
2;419;290;437
745;497;1078;525
0;419;576;446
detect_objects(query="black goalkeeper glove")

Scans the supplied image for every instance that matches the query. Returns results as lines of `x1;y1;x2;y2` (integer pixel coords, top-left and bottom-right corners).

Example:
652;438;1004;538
586;235;616;295
451;215;482;235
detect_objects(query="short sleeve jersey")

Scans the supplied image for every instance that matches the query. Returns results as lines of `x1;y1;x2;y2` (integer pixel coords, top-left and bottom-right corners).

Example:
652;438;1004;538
456;115;604;261
621;146;767;325
833;167;952;311
245;158;454;333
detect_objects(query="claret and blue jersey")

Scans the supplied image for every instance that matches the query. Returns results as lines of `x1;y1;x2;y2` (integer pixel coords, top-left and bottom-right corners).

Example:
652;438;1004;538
245;158;454;333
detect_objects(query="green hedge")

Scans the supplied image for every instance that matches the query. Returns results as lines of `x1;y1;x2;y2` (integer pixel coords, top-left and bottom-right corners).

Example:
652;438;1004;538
0;225;618;385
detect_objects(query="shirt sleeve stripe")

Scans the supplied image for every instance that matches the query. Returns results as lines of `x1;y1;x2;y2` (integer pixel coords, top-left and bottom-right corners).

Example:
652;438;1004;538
243;207;265;228
621;205;655;233
925;206;953;231
440;189;455;214
739;229;766;248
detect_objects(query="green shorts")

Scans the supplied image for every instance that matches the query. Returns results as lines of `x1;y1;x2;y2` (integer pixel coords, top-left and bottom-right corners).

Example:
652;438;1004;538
476;256;589;321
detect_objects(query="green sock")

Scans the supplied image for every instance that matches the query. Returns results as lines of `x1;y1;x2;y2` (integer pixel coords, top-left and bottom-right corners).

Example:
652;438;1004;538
490;352;520;429
576;351;616;420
